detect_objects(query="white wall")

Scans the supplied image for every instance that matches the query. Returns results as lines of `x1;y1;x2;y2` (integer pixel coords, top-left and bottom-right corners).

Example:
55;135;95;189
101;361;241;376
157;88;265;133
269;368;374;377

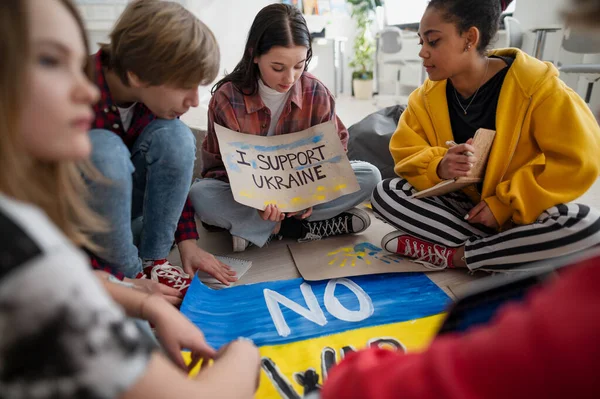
384;0;428;25
186;0;274;79
75;0;129;51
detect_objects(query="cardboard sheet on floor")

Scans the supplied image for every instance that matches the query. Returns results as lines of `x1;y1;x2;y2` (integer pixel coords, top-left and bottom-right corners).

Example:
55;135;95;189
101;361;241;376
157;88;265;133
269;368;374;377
288;235;438;281
215;120;359;212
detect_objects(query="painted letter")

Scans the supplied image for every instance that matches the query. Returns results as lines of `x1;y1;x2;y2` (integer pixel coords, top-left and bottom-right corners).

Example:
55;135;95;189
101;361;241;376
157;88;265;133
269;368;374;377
313;144;326;160
264;283;327;337
324;278;374;322
236;150;251;166
252;174;264;188
314;164;326;180
257;154;270;170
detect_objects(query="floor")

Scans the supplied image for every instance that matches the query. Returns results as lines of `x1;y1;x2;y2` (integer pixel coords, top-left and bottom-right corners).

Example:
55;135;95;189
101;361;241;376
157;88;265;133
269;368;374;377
174;94;600;299
168;204;483;299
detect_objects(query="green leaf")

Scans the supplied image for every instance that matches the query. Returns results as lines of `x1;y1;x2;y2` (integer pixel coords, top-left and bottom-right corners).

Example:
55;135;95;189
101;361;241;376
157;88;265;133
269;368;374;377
348;0;377;78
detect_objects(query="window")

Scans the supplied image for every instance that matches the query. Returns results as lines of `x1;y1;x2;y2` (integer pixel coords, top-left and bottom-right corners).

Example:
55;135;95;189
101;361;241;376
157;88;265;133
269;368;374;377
384;0;429;26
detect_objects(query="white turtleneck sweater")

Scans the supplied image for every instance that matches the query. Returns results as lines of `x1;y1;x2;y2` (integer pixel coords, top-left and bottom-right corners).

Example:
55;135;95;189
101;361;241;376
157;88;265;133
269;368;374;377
258;78;291;136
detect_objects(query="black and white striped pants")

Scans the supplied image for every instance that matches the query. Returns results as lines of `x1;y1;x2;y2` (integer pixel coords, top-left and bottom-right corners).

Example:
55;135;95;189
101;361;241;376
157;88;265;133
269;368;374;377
371;178;600;271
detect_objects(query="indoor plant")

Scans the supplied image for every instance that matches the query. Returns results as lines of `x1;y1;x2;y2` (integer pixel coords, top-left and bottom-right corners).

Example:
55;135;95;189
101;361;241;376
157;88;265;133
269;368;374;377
347;0;381;99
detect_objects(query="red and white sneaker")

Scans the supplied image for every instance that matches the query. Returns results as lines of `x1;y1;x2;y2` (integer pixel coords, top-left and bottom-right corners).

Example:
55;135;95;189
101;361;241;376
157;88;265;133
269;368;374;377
381;231;456;270
141;259;192;294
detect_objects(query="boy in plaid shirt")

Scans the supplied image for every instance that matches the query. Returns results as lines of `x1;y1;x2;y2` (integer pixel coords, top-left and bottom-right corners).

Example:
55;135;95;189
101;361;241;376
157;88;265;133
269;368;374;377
87;0;237;295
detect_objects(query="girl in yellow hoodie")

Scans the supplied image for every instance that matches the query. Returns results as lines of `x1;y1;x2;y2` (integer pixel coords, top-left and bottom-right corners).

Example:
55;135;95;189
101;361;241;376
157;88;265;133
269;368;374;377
371;0;600;271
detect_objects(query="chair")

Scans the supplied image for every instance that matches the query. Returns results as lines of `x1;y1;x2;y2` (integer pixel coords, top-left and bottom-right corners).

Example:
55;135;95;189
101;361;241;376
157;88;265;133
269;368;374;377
503;16;524;49
377;26;404;97
558;29;600;103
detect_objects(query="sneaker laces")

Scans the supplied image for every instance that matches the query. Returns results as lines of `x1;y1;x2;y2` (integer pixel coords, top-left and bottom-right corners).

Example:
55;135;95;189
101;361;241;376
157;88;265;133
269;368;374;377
150;262;191;290
265;234;282;246
401;238;449;270
299;215;350;242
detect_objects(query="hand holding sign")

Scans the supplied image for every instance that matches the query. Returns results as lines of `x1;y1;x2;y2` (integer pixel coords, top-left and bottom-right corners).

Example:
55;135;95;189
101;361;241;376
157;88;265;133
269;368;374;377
215;121;360;212
258;204;285;222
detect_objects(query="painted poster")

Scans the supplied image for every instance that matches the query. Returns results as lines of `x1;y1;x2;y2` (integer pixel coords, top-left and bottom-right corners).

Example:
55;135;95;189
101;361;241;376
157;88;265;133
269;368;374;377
181;273;450;398
215;121;359;212
289;233;437;281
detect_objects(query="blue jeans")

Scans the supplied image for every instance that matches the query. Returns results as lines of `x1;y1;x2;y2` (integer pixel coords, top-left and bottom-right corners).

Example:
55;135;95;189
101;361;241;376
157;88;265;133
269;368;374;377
189;161;382;247
88;119;195;277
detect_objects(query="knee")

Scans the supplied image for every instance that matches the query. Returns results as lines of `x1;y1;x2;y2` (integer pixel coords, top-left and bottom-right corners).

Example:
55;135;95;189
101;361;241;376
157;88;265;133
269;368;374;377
371;179;386;205
189;180;205;213
353;161;382;192
146;119;196;169
189;179;228;216
89;129;133;183
371;178;410;203
582;204;600;222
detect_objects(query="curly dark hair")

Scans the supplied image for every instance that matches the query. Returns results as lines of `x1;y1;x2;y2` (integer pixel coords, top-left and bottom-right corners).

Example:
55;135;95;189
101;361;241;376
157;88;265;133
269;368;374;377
427;0;502;54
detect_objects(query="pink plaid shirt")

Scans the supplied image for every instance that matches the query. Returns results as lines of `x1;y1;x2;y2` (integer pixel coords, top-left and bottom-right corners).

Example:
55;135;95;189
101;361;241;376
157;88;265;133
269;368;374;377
201;72;348;182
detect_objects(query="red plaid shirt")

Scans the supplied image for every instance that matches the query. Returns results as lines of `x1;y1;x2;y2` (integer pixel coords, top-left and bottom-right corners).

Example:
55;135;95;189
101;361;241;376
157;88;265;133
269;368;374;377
90;254;125;281
201;72;348;181
89;51;199;275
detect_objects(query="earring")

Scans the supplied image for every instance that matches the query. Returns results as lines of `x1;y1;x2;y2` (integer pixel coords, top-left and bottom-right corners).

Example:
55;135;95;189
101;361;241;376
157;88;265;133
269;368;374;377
464;43;471;52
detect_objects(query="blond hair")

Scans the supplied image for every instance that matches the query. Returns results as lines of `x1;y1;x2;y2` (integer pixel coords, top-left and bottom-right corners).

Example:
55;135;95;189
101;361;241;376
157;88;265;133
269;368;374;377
0;0;104;249
101;0;220;88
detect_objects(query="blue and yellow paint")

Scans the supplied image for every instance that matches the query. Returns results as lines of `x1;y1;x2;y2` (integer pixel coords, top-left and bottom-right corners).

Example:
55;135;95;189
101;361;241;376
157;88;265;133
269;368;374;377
181;273;450;398
327;242;403;268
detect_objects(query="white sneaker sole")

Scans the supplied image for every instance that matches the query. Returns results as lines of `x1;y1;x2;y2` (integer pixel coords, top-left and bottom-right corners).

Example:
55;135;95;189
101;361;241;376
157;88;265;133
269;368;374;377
381;231;404;253
347;208;371;233
232;236;249;252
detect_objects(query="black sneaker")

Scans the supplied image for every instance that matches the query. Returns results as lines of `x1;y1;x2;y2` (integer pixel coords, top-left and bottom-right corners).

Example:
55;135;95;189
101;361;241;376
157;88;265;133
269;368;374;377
298;208;371;242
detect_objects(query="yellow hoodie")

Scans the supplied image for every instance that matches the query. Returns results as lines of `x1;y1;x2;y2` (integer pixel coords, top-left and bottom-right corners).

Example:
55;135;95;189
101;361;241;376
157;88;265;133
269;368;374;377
391;48;600;226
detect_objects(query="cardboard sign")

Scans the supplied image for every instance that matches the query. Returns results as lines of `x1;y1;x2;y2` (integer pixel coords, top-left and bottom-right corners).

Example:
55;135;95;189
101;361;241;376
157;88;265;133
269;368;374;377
215;121;360;212
288;216;441;281
181;273;450;398
288;235;438;281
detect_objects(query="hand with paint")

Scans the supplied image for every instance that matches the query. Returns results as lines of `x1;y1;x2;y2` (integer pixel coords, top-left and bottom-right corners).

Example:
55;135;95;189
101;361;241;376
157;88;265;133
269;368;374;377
142;294;217;371
259;203;286;222
437;138;477;180
327;242;402;267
